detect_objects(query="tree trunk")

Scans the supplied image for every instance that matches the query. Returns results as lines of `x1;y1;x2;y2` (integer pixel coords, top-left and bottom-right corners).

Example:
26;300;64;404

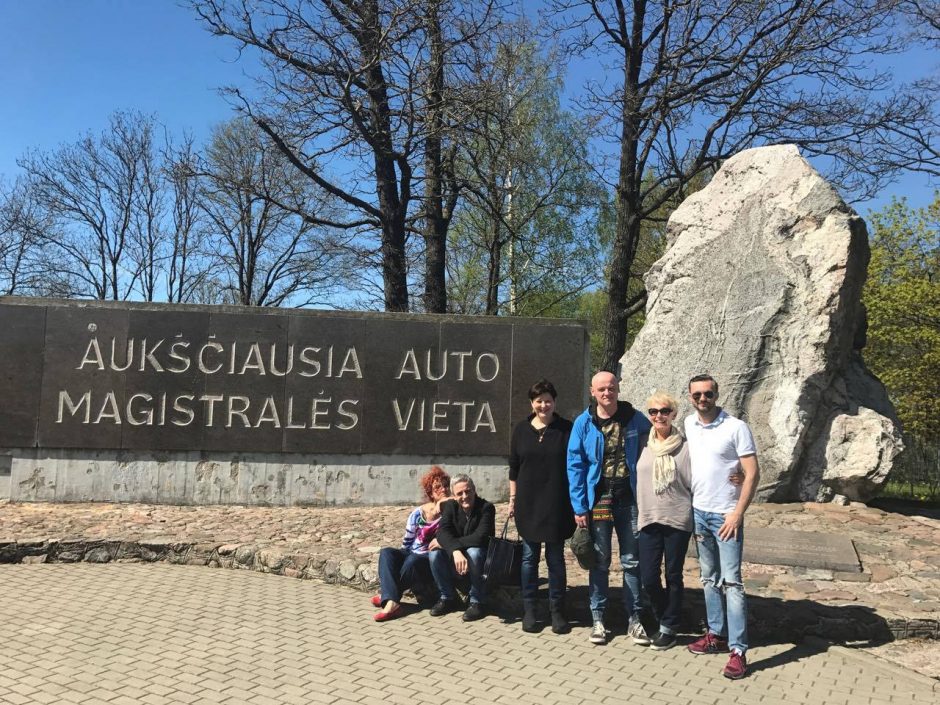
361;0;409;312
422;0;448;313
601;1;646;373
379;202;409;312
601;207;642;372
485;197;502;315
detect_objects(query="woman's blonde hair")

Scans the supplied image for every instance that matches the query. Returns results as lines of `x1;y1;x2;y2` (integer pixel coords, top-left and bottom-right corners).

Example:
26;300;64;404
646;390;680;414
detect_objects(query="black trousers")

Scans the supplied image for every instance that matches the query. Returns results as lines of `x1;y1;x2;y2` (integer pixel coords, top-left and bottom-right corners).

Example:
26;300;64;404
638;523;692;633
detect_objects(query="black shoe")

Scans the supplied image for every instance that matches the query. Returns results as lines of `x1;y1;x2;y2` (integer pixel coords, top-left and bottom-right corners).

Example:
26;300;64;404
650;631;677;651
549;600;570;635
429;598;461;617
522;600;538;633
462;603;486;622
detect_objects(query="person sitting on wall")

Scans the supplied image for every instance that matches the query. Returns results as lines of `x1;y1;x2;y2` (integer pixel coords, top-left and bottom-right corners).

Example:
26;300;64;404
428;473;496;622
371;466;452;622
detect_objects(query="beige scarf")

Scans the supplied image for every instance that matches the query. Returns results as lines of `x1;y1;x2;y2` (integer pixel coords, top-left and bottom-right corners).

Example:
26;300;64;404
648;426;683;495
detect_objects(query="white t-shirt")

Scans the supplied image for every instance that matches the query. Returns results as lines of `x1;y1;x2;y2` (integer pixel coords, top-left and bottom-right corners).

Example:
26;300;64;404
685;410;757;514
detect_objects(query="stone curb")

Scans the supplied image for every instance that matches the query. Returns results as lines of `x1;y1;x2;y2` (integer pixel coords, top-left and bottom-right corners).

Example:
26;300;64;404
804;637;940;691
2;536;938;644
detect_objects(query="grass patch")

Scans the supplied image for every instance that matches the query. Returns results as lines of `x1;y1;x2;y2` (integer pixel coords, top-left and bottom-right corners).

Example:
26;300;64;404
877;481;940;503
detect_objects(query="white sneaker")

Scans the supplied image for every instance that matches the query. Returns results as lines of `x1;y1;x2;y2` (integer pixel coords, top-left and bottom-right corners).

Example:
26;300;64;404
590;620;608;645
629;616;651;646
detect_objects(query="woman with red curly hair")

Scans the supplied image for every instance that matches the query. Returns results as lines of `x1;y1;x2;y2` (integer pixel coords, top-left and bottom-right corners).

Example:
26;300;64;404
371;466;452;621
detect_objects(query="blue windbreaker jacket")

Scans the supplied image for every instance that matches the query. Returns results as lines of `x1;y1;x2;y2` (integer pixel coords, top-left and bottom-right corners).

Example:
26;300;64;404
566;403;652;516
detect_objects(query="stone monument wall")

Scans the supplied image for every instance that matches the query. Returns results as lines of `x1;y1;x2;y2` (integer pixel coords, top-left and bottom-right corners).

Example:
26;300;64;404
0;298;589;505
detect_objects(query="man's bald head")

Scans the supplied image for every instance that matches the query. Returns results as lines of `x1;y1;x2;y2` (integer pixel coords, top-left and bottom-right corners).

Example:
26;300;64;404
590;371;620;416
591;371;618;389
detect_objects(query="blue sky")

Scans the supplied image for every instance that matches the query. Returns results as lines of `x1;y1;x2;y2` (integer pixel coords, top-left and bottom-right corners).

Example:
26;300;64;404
1;0;936;216
0;1;250;174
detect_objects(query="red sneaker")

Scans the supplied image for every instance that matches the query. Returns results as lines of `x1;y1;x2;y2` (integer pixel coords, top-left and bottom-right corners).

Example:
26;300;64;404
723;651;748;679
687;632;730;655
371;595;382;608
373;603;403;622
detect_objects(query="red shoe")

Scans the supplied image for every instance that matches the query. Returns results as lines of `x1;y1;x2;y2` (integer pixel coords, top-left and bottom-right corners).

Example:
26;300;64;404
371;595;382;608
723;651;748;679
373;604;403;622
687;632;729;655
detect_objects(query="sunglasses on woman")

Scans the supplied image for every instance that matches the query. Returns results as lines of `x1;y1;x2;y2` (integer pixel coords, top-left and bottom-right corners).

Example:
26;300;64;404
648;408;673;416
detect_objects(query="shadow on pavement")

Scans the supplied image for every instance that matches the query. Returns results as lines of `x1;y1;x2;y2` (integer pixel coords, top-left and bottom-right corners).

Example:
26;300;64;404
485;584;897;646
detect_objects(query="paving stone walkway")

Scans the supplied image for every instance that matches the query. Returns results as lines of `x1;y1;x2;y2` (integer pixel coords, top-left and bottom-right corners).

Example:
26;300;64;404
0;563;937;705
2;500;938;643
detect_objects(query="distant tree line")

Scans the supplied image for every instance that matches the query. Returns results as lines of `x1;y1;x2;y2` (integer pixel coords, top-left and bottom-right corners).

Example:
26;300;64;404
2;0;939;372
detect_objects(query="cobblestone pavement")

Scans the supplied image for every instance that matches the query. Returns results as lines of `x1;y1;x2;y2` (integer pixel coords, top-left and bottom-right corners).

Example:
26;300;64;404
2;500;938;643
0;563;936;705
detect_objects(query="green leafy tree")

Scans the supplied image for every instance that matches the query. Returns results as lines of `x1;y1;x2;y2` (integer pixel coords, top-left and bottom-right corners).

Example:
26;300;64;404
863;194;940;442
446;25;605;316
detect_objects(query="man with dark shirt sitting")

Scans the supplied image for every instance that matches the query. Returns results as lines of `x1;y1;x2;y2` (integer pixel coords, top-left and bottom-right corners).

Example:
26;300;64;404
428;473;496;622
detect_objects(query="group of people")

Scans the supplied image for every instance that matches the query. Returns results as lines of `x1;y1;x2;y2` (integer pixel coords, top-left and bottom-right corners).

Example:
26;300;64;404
370;371;760;681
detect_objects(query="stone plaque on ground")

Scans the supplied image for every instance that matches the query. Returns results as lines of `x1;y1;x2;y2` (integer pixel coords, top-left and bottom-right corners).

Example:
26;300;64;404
743;527;861;572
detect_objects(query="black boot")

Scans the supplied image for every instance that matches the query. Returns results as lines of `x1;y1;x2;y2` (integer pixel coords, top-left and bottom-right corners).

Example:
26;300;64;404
522;599;539;633
549;599;570;634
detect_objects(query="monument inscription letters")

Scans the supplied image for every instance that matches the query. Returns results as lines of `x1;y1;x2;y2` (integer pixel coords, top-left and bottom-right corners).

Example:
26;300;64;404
1;299;589;457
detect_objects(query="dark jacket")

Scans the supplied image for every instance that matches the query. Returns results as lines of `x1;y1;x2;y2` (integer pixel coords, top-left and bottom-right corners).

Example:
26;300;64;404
437;494;496;553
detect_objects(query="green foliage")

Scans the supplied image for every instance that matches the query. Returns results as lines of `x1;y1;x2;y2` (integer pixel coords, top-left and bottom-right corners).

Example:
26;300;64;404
446;25;605;316
878;435;940;501
569;289;608;370
863;193;940;443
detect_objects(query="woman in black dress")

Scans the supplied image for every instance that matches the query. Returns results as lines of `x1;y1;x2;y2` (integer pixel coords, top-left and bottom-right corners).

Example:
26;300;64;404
509;378;575;633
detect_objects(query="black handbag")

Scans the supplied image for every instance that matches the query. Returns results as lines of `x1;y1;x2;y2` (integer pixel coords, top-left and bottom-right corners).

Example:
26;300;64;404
482;517;523;587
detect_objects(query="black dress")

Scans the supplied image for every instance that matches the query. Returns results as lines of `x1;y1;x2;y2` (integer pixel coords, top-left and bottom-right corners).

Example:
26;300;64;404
508;413;576;544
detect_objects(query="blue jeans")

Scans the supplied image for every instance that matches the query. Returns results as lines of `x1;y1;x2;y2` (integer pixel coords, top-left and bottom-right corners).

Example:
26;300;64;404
589;501;643;621
638;523;691;635
521;540;567;602
429;547;487;605
377;547;432;604
693;508;748;654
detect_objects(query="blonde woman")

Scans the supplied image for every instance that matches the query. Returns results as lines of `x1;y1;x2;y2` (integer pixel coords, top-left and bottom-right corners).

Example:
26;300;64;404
635;390;693;650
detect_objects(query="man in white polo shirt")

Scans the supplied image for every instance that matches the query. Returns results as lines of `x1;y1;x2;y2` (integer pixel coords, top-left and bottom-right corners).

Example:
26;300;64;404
684;374;759;680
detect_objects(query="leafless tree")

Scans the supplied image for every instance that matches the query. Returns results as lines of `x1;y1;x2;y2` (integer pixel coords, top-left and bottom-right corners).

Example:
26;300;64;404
197;118;347;307
901;0;940;40
163;135;211;304
548;0;940;371
16;111;159;300
129;126;165;302
190;0;497;312
0;178;71;296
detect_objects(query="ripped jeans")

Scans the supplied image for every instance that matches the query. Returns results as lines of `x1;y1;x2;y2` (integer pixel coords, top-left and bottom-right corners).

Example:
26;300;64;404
693;508;748;654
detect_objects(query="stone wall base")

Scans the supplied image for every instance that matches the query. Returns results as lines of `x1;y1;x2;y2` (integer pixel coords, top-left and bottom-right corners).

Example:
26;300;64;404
0;449;509;505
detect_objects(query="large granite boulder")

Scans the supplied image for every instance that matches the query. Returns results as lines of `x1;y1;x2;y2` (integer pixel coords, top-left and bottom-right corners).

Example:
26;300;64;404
618;145;902;502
